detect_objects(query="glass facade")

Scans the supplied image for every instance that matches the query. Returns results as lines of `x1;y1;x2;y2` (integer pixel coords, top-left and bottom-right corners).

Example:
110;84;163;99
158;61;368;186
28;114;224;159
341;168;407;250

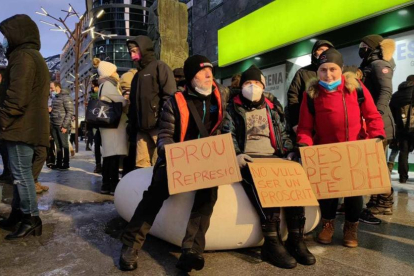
94;39;132;68
91;0;155;69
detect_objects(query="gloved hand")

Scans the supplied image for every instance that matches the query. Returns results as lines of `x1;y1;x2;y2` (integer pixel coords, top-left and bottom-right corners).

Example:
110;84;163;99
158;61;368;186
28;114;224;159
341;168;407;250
237;154;253;168
287;152;296;161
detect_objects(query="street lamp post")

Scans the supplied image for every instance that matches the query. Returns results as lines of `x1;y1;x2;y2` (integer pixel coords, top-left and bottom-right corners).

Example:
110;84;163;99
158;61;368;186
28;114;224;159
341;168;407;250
36;4;114;152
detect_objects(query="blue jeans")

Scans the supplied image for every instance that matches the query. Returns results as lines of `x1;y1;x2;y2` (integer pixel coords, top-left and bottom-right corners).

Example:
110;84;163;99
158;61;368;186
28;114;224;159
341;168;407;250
7;141;38;216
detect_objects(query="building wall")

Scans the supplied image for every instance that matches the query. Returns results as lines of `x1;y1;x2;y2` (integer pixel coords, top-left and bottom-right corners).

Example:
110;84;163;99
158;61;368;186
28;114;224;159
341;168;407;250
60;0;156;117
191;0;273;63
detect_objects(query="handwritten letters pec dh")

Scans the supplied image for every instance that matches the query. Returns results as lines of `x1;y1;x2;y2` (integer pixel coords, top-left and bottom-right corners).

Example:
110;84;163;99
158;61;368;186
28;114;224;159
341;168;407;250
165;133;242;195
299;139;391;200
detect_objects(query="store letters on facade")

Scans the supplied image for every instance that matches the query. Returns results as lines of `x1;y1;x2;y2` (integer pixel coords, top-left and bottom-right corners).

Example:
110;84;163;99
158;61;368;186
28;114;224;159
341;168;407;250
165;133;242;194
248;159;319;208
299;139;391;199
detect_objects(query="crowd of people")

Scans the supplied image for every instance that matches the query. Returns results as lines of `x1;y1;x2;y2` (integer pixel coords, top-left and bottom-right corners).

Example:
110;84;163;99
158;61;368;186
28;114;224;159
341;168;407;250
0;13;413;273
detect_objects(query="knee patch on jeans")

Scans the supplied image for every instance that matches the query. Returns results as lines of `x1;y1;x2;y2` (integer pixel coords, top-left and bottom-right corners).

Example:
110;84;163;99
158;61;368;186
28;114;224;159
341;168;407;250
13;180;24;186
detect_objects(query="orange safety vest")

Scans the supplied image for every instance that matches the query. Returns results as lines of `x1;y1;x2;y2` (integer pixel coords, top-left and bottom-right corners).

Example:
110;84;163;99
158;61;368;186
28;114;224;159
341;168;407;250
174;85;223;142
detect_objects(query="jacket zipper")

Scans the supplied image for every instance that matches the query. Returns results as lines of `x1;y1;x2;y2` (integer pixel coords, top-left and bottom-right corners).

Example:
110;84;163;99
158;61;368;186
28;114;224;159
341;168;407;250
342;91;349;141
198;100;206;139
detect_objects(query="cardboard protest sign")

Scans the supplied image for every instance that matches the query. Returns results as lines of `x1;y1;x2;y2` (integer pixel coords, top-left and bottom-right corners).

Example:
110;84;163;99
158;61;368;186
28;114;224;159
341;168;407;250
299;139;391;199
165;133;242;195
247;159;319;208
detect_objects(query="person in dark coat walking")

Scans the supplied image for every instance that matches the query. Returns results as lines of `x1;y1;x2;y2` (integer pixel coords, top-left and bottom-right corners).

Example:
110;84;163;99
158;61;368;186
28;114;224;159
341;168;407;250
49;82;74;170
222;65;315;269
287;40;334;134
0;14;50;239
359;34;396;216
119;55;229;273
126;35;176;169
390;75;414;184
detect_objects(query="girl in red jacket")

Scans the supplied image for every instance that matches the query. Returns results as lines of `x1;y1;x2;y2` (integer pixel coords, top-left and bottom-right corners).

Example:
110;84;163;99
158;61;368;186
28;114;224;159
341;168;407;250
297;48;385;248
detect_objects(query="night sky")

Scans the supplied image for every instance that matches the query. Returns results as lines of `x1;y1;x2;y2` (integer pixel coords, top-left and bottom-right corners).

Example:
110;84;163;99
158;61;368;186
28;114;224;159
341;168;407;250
0;0;86;58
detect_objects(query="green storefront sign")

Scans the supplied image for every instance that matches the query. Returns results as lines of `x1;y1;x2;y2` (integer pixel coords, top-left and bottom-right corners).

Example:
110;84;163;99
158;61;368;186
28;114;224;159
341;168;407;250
218;0;414;66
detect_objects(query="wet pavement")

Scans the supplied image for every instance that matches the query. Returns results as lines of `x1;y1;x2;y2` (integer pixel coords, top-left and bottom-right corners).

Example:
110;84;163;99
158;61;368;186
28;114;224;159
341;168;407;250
0;146;414;275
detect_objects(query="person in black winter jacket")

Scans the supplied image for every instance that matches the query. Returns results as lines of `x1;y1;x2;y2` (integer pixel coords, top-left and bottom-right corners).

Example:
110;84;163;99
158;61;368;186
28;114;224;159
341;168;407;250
119;55;229;273
359;34;396;216
0;14;50;240
390;75;414;184
222;65;315;269
49;81;74;170
287;40;334;133
126;35;176;169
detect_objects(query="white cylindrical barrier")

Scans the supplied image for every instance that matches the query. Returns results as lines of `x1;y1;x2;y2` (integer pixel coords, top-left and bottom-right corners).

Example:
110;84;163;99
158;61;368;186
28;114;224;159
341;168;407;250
115;167;320;250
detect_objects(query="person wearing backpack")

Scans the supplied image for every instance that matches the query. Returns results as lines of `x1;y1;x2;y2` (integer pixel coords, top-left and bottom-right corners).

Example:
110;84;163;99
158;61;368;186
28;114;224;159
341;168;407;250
390;75;414;184
297;48;385;248
126;36;176;169
222;65;315;269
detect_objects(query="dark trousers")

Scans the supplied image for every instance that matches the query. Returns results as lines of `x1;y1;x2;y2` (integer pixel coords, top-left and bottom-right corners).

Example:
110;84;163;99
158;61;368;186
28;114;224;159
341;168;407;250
398;134;414;181
102;155;120;186
47;139;56;166
51;125;69;166
70;133;76;146
121;165;218;254
122;142;136;176
319;196;363;222
32;146;47;182
94;129;102;166
240;167;303;224
0;142;11;176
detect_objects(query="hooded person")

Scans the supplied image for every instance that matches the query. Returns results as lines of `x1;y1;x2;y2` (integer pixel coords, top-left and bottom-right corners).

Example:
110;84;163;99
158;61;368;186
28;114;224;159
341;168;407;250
222;65;315;269
358;34;396;216
0;14;50;239
93;58;128;195
125;35;176;169
287;40;334;133
390;75;414;184
297;48;385;248
119;55;229;272
173;67;186;91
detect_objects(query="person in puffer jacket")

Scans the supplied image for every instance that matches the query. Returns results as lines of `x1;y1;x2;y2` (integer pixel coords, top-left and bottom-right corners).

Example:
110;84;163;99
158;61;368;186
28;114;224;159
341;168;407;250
359;34;396;216
49;81;74;170
297;48;385;249
222;65;315;269
119;55;229;273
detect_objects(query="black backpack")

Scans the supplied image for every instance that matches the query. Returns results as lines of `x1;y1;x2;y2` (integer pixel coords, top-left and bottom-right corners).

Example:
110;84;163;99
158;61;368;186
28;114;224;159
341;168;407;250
307;79;365;116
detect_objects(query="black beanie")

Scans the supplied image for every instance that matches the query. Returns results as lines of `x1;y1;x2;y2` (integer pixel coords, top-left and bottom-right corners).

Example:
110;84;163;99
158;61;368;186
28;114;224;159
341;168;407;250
318;48;344;69
184;55;213;82
361;34;384;50
240;65;266;89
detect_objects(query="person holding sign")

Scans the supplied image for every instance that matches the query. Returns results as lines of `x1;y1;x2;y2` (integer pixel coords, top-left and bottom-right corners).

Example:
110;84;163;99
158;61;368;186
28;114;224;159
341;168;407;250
297;48;385;248
222;65;315;269
119;55;229;272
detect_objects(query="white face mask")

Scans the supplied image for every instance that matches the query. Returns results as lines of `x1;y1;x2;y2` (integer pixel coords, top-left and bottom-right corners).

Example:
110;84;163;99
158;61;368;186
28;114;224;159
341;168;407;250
191;78;212;96
242;83;263;102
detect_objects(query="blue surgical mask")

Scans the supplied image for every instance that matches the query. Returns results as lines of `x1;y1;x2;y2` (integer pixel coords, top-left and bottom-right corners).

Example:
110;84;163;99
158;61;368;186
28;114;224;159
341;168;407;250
319;79;342;91
2;37;8;51
51;91;57;97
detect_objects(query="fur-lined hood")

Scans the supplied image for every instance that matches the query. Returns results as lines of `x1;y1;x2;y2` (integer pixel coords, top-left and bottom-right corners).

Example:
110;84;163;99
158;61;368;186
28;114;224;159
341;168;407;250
379;39;395;62
306;72;360;99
